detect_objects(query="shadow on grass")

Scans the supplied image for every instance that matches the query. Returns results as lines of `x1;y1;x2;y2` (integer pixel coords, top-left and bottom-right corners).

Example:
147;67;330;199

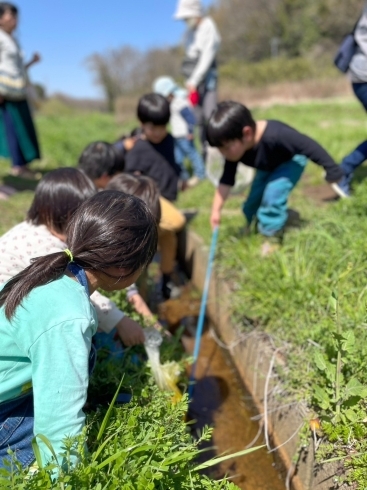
3;175;38;192
2;172;52;192
352;164;367;185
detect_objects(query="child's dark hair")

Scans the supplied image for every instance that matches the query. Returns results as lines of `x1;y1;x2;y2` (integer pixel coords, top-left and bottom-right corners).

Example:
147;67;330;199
137;93;170;126
114;127;143;144
0;190;158;320
78;141;124;180
207;101;256;147
0;2;18;17
107;174;161;224
27;168;96;234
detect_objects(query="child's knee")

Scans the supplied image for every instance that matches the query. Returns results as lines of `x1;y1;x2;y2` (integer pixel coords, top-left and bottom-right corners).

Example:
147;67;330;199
262;177;291;207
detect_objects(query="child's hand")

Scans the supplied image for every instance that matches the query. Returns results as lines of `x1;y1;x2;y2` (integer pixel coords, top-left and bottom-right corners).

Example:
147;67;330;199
115;317;145;346
153;321;172;338
123;137;136;151
186;133;194;141
210;209;221;229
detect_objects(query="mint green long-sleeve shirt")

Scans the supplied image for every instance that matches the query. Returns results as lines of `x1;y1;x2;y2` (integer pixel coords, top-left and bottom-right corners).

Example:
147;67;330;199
0;275;98;467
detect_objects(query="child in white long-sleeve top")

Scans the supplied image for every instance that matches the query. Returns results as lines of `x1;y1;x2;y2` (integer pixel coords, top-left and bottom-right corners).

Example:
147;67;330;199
153;76;205;187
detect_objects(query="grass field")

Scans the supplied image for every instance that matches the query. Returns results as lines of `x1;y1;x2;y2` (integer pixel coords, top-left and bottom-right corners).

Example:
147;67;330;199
2;97;367;486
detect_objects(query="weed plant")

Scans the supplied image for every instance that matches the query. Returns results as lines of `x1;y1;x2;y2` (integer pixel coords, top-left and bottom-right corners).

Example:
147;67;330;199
0;290;251;489
0;387;240;489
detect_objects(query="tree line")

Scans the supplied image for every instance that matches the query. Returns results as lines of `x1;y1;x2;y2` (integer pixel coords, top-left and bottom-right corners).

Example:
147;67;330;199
87;0;365;111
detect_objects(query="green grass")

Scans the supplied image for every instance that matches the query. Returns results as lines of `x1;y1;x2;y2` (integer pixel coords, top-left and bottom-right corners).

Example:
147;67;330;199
0;111;126;234
177;98;367;487
3;97;367;486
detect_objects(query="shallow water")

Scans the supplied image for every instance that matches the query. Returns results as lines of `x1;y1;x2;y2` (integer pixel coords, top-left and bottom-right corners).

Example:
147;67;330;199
159;288;285;490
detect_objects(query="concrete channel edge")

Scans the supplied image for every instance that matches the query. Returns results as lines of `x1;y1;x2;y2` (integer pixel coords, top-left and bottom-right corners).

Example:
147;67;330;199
178;228;342;490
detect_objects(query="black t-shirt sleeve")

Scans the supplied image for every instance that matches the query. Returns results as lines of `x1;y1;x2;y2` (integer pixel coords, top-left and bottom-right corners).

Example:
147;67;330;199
124;145;148;174
279;125;344;183
219;160;239;186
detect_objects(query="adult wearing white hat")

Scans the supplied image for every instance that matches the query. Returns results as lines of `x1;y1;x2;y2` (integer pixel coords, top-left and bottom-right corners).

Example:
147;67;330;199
174;0;221;160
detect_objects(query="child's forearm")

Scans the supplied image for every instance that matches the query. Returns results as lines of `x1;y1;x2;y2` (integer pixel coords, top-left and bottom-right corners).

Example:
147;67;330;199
128;293;154;319
210;184;231;228
213;184;231;212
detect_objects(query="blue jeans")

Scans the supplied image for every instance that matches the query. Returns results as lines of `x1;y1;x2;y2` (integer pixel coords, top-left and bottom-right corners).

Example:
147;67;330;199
93;328;124;360
174;137;206;180
242;155;307;236
0;345;97;470
339;83;367;194
0;393;35;469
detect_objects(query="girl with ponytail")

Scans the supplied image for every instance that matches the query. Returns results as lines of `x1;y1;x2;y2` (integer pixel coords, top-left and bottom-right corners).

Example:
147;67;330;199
0;190;158;471
0;167;150;347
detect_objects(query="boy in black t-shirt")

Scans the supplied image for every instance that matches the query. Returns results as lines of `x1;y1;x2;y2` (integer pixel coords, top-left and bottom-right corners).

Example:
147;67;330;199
125;93;183;201
207;101;344;253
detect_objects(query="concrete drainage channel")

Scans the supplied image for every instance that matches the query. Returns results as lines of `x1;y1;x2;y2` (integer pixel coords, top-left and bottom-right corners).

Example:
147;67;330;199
177;228;342;490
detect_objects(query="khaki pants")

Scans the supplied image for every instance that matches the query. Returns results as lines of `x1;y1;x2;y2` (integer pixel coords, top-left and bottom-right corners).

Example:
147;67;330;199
158;197;186;275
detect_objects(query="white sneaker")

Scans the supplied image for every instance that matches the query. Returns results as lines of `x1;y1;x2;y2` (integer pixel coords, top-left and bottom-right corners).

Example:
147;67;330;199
186;176;201;188
331;182;349;198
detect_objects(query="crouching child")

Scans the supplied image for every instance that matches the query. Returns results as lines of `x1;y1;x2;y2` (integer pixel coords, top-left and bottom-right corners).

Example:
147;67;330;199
208;101;344;254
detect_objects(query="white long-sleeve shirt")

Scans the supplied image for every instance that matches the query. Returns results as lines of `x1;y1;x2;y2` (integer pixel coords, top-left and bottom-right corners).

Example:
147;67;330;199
0;29;27;98
185;16;221;88
0;221;124;333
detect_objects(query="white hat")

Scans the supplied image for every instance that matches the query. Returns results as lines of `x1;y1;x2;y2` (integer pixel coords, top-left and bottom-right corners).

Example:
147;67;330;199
174;0;203;19
152;76;177;97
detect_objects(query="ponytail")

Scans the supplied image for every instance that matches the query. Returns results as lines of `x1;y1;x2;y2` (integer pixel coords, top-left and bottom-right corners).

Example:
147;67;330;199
0;190;158;321
0;250;73;320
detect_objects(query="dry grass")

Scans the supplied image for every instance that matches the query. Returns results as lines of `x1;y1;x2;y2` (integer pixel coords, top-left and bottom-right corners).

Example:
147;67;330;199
219;77;352;109
114;94;141;125
114;77;353;124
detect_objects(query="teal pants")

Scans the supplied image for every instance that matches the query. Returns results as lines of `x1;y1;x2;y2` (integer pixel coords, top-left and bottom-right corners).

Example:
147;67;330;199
242;155;307;237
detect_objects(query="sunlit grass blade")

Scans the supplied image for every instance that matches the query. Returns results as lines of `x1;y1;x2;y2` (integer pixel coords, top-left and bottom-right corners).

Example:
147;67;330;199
32;433;60;467
96;375;124;442
194;445;265;471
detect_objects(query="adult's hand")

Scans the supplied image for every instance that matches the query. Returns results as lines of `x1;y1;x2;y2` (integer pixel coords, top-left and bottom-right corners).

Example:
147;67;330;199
186;83;196;93
25;53;41;70
31;52;41;64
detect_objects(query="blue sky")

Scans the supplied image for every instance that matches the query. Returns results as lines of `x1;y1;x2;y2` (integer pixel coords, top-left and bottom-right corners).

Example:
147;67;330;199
16;0;213;99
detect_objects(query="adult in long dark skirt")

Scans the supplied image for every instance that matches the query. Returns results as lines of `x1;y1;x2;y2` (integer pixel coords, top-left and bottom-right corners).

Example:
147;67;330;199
0;2;41;179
